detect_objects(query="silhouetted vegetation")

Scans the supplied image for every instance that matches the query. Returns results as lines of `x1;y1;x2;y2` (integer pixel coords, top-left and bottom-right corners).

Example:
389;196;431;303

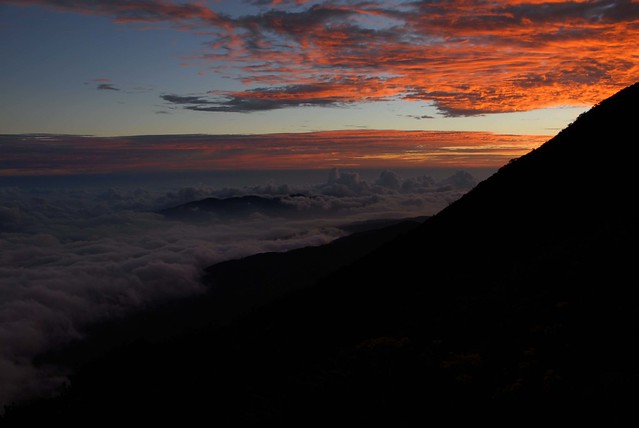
3;82;639;426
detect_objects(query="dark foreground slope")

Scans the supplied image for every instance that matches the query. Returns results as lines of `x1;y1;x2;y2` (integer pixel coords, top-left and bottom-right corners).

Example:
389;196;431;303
26;216;426;371
4;83;639;427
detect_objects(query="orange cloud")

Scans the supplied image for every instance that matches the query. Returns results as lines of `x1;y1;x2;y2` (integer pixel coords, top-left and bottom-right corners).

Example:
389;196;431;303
198;1;639;116
5;0;638;116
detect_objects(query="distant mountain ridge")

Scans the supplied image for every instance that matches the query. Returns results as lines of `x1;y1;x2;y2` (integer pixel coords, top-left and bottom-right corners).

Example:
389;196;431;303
159;194;302;220
158;168;477;222
3;82;639;426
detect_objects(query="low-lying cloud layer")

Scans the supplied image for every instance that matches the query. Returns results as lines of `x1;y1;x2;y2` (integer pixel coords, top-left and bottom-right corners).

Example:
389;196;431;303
0;168;478;409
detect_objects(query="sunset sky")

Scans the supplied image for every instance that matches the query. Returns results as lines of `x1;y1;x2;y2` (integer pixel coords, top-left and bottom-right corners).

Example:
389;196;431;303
2;0;639;409
2;0;638;173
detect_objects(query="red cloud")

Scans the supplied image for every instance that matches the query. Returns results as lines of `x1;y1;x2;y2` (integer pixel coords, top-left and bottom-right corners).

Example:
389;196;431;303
204;1;639;115
0;131;549;176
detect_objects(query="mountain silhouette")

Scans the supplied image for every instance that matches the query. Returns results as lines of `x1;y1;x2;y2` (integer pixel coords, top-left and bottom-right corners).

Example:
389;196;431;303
160;194;301;221
3;82;639;426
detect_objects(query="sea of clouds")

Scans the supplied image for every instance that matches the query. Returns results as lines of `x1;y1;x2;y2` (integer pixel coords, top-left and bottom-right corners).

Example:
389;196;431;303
0;168;481;409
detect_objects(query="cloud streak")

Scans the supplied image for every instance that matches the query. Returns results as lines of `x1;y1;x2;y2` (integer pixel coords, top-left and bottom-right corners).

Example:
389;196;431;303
0;131;549;176
162;77;398;112
97;83;119;91
1;0;226;24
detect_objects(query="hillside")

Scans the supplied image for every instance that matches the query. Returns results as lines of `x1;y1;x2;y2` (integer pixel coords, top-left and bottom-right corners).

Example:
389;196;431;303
3;82;639;427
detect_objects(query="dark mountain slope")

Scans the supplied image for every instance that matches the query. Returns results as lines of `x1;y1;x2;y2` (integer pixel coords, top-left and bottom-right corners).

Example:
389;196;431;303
30;216;426;372
3;83;639;427
293;81;639;421
199;216;428;316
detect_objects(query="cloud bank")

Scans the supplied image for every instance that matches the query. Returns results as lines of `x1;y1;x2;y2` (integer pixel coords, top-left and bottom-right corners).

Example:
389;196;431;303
0;168;477;408
0;131;547;176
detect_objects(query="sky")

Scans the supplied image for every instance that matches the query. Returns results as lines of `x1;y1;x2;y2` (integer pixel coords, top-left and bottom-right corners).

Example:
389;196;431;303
2;0;639;174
